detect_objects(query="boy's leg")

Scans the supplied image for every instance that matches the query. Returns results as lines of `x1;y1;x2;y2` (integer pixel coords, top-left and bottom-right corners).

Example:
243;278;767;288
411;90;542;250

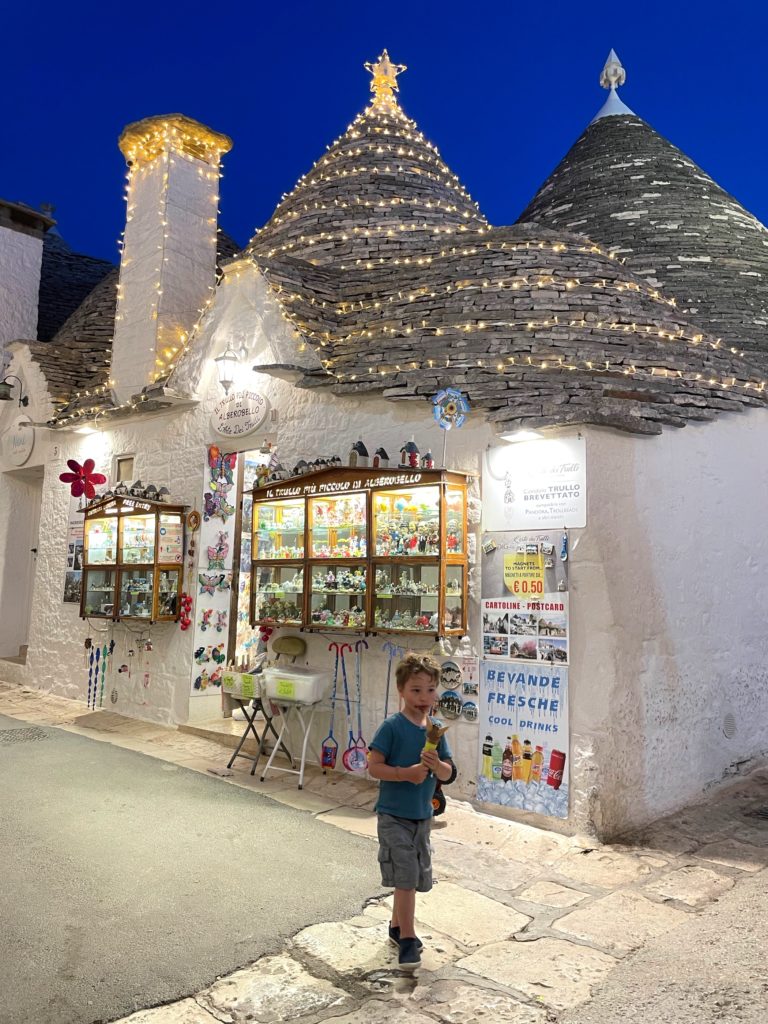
392;887;416;938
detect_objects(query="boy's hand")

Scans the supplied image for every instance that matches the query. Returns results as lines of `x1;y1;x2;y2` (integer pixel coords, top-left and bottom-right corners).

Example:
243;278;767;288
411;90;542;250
401;762;429;784
421;749;440;772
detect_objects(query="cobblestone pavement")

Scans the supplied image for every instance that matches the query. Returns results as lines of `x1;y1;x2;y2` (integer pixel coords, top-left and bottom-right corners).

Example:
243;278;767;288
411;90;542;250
2;680;767;1024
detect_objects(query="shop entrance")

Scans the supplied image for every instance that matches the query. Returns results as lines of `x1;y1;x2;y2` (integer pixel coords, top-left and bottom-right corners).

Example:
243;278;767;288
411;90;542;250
0;465;43;661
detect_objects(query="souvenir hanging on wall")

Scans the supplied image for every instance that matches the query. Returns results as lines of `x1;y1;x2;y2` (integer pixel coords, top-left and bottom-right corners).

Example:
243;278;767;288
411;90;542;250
59;458;107;500
203;445;237;523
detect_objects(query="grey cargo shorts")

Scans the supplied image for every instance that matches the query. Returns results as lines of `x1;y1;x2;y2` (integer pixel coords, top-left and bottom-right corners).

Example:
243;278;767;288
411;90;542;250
377;813;433;892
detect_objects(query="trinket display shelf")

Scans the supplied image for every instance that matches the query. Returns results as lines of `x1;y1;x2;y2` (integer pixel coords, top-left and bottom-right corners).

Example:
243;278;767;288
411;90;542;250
250;467;469;636
79;495;187;622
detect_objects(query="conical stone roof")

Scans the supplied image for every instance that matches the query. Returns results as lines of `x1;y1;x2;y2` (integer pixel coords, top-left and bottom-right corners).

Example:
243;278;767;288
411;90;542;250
248;52;487;267
519;61;768;360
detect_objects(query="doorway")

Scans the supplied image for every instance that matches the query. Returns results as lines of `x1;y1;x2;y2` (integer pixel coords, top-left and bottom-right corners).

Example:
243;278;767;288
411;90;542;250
0;464;43;660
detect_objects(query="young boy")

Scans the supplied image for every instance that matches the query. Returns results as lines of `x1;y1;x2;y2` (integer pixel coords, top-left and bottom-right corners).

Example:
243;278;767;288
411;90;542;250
367;652;454;970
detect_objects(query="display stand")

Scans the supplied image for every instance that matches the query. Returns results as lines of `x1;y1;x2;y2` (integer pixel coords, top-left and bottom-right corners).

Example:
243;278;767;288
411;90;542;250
259;700;322;790
227;697;295;776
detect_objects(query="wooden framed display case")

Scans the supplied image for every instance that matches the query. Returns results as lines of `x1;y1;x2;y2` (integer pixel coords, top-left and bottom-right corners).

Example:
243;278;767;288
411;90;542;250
79;496;186;622
250;468;469;636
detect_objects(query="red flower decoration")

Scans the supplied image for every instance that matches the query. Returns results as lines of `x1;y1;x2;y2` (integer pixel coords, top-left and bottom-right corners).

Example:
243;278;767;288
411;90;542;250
59;458;107;499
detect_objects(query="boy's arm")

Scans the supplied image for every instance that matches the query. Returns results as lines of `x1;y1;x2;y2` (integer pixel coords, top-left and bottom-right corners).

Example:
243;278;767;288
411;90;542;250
421;748;454;782
368;748;429;784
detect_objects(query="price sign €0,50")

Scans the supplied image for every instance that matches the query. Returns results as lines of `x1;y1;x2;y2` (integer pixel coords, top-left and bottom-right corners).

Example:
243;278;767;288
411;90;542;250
503;552;545;596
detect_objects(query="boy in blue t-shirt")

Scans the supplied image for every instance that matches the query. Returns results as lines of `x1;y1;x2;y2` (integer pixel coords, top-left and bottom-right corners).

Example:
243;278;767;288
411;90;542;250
368;652;454;970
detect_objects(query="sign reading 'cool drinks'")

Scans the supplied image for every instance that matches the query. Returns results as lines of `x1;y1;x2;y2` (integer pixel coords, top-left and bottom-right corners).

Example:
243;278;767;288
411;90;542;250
210;390;269;438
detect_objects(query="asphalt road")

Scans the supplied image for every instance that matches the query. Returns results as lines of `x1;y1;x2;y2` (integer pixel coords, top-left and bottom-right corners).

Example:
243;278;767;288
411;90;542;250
0;714;382;1024
560;869;768;1024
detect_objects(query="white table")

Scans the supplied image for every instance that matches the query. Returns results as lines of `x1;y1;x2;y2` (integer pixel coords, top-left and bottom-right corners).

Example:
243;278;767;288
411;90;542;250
259;699;322;790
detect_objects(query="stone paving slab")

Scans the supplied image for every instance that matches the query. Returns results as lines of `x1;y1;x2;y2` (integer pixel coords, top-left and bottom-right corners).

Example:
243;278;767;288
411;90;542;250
553;846;659;888
385;881;530;948
314;998;436;1024
316;806;379;838
111;998;221;1023
292;917;462;974
432;836;540;893
518;880;590;908
197;953;353;1023
457;936;617;1010
696;839;768;872
643;864;735;907
553;890;690;956
407;979;548;1023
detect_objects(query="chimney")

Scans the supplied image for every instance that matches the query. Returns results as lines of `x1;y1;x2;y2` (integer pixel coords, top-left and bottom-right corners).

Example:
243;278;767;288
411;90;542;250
111;114;232;404
0;200;54;370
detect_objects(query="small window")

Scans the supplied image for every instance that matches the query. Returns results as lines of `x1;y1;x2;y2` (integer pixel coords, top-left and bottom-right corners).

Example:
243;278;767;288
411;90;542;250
116;456;135;483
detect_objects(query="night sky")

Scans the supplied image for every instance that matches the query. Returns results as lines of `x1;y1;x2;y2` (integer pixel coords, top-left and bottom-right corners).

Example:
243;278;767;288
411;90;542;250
4;1;767;263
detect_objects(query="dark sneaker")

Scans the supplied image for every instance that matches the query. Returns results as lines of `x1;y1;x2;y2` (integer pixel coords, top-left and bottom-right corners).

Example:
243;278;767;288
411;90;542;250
398;936;422;970
388;925;423;949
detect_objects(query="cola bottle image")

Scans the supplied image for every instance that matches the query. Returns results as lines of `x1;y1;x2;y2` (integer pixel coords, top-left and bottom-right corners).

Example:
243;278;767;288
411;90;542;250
546;749;566;790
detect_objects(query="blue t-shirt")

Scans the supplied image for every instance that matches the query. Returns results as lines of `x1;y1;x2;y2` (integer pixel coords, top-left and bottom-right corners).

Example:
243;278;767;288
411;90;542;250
369;713;452;821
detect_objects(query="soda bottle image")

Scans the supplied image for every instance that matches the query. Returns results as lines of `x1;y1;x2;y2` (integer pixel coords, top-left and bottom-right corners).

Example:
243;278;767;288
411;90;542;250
491;738;503;780
511;734;523;781
481;734;494;780
501;737;513;783
530;745;544;784
547;749;566;790
521;739;533;782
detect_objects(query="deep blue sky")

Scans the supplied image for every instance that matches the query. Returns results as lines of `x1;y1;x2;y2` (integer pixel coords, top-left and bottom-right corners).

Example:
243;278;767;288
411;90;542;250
4;1;767;263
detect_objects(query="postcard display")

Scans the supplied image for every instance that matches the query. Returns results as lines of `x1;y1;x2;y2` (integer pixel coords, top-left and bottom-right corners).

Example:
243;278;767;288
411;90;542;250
189;446;239;695
79;497;185;622
250;468;469;636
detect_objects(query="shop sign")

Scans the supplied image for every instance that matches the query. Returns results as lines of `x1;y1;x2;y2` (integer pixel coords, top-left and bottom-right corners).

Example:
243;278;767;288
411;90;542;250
4;416;35;467
477;660;569;819
483;437;586;531
265;471;423;500
210;390;269;438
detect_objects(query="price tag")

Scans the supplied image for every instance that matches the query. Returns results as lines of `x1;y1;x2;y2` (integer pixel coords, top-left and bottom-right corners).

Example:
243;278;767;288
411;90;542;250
503;552;545;596
222;672;236;692
241;673;255;699
275;677;296;699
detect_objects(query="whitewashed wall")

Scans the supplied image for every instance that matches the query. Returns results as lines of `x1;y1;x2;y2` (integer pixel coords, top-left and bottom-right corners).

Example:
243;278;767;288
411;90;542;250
0;227;42;358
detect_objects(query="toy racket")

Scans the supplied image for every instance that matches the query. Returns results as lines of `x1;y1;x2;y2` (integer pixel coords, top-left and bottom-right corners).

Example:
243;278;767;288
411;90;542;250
87;645;95;709
93;646;100;710
345;639;368;773
321;642;342;770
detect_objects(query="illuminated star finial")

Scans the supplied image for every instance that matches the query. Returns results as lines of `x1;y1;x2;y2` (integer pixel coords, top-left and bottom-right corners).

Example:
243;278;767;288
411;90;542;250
364;50;407;108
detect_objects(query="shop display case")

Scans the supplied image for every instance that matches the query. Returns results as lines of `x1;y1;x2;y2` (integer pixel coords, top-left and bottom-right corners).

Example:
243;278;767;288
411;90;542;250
79;496;186;622
251;468;469;636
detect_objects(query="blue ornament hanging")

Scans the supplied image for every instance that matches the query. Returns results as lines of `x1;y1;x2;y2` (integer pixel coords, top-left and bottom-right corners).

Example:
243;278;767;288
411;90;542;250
432;388;470;467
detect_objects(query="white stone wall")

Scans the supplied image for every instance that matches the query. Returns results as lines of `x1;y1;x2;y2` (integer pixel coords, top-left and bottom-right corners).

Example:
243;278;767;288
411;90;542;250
0;227;42;364
111;150;220;404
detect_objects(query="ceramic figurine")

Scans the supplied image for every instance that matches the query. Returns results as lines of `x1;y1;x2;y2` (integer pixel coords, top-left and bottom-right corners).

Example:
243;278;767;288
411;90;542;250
399;437;420;469
144;483;159;501
348;438;369;468
114;482;129;497
129;480;145;497
292;459;309;476
373;447;390;469
421;450;435;470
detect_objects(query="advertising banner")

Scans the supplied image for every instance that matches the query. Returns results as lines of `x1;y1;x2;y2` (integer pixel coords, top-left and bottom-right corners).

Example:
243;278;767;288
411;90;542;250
482;437;586;531
477;659;569;819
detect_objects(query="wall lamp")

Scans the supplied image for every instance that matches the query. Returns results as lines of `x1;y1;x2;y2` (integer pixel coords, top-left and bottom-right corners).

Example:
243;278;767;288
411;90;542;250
214;346;240;395
0;375;29;407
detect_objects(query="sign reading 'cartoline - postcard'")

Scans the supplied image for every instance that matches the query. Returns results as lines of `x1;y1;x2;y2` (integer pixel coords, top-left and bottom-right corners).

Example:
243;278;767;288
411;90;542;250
483;437;586;531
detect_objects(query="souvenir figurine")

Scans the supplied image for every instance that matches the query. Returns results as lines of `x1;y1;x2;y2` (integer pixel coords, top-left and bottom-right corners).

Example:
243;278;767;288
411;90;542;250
348;438;370;468
144;483;159;501
421;450;435;470
325;569;336;590
399;437;420;469
373;447;390;469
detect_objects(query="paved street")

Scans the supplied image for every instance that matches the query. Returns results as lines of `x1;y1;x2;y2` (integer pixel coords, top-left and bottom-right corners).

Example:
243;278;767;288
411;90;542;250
2;681;767;1024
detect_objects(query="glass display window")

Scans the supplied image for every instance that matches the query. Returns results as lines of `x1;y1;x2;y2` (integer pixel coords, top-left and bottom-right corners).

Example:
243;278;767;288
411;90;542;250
308;494;367;559
254;498;305;559
82;568;117;617
84;516;118;565
373;562;439;632
373;485;440;557
309;563;367;629
446;486;465;555
118;569;154;619
252;564;304;624
156;568;181;619
444;565;465;633
120;513;156;564
157;513;184;564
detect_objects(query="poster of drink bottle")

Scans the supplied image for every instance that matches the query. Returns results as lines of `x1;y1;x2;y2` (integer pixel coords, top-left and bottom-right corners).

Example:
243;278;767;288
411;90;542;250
477;660;569;819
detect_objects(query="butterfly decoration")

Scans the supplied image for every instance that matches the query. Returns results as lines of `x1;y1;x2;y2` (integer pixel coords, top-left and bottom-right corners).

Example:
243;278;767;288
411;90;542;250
59;458;107;499
198;572;231;596
206;532;230;569
204;446;237;523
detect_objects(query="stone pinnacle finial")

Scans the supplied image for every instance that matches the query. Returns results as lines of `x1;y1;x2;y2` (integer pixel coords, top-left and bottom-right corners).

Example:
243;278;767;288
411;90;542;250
364;50;407;109
600;49;626;91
